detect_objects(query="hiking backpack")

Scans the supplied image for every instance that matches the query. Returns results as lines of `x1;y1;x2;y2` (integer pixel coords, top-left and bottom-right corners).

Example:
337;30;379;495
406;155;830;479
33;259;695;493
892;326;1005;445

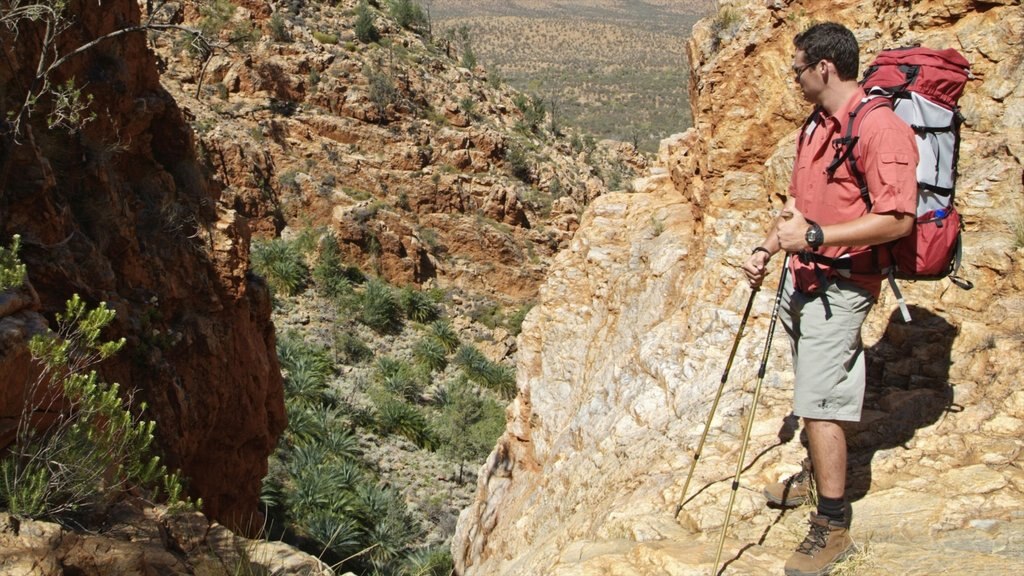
826;46;974;321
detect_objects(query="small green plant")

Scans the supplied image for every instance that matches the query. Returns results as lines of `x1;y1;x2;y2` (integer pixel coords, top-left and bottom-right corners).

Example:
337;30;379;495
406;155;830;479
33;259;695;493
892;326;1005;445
0;234;27;290
354;0;380;43
651;217;665;237
505;143;531;182
0;292;192;520
250;238;309;296
334;329;373;364
1010;209;1024;248
710;7;743;52
412;335;448;373
389;0;428;32
313;30;339;45
374;357;424;402
367;67;399;118
453;344;516;398
358;279;402;333
432;376;506;483
268;12;290;42
428;320;460;353
399;286;439;323
312;237;354;300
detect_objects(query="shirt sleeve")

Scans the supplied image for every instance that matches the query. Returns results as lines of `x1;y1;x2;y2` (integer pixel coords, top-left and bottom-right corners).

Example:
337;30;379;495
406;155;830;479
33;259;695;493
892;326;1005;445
858;121;919;215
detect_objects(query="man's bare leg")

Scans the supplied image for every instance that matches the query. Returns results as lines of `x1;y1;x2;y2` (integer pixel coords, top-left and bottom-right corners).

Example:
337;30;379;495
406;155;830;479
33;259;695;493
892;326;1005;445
804;418;847;500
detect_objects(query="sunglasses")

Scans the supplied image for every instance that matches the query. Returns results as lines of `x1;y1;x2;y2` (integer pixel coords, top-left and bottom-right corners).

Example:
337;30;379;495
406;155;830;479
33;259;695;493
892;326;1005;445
792;60;820;82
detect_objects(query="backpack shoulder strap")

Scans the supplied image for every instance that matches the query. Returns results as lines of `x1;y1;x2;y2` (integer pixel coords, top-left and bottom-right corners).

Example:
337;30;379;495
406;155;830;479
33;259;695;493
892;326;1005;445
826;94;893;211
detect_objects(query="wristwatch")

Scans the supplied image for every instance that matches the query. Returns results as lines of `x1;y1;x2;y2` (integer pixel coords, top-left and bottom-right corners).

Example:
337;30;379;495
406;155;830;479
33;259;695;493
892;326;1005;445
805;222;824;250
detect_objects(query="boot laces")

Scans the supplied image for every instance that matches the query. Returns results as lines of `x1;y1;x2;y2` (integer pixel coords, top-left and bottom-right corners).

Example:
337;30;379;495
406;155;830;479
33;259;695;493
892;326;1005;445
787;467;810;486
796;520;830;555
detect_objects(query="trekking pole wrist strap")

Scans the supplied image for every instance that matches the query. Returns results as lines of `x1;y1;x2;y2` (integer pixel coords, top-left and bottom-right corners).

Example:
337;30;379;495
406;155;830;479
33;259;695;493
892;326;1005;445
751;246;772;258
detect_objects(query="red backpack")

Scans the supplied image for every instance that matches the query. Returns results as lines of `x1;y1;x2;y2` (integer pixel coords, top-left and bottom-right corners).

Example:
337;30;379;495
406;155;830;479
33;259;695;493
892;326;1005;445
827;47;974;320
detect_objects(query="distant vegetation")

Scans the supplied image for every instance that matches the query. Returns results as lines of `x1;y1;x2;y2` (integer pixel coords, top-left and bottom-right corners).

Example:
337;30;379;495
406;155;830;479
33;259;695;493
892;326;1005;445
431;0;713;152
253;227;522;574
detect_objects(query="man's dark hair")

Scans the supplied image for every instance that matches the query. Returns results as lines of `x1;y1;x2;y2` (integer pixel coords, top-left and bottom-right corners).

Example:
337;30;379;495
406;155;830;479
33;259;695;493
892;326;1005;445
794;22;859;81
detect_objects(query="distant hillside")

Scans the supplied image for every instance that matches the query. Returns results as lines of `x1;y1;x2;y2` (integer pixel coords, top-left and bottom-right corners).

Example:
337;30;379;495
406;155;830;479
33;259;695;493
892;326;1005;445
429;0;714;152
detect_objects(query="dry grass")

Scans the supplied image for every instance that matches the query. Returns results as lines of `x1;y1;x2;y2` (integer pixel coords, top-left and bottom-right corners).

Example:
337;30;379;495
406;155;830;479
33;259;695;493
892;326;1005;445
430;1;712;151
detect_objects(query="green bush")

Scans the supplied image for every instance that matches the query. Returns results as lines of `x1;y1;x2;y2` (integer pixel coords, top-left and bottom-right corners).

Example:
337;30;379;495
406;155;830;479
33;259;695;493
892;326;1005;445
354;0;380;43
505;143;531;182
428;319;460;353
335;329;373;364
389;0;427;32
358;279;403;333
402;545;455;576
251;238;309;296
312;238;355;300
399;286;439;323
373;396;434;448
0;293;191;520
0;234;26;290
374;357;423;402
367;67;399;117
268;12;290;42
413;336;448;373
433;376;506;482
454;344;516;398
313;30;340;45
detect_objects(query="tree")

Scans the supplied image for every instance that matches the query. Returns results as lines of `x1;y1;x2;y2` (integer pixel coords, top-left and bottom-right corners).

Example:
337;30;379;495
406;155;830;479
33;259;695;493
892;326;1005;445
354;0;380;44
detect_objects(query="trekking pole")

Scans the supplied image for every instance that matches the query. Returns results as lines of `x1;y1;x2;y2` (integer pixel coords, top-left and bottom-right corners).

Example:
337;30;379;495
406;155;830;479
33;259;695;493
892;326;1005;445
674;286;759;519
711;256;790;576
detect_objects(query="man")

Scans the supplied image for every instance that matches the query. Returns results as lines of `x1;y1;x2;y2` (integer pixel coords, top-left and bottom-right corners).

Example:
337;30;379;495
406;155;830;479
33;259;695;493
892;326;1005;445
741;22;918;576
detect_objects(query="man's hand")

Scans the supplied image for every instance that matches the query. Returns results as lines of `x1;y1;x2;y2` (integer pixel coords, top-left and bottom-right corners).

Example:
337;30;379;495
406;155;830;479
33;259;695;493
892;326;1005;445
742;250;772;289
777;207;811;252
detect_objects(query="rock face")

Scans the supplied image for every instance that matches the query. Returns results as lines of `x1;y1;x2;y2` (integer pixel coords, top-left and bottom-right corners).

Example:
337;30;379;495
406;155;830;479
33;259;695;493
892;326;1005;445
453;0;1024;574
147;0;646;303
0;506;332;576
0;1;285;532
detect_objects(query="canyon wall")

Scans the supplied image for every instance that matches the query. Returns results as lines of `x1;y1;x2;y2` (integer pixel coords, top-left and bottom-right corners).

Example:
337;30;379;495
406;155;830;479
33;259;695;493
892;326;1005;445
0;0;285;532
453;0;1024;573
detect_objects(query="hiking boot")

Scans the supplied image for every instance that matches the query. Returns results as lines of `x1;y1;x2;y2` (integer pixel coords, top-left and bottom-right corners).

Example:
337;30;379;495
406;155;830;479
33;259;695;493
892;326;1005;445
784;513;857;576
764;458;813;507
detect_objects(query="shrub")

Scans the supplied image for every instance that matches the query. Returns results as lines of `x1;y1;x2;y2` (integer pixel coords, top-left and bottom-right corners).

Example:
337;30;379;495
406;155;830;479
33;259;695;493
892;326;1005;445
402;545;455;576
454;344;516;398
268;12;290;42
399;286;439;323
367;67;399;117
389;0;427;32
433;376;506;482
0;234;26;290
354;1;380;44
313;30;339;44
335;329;373;364
505;143;531;182
374;357;423;402
373;396;434;448
413;336;448;373
428;319;460;353
358;279;402;333
0;293;189;520
251;238;309;296
312;238;354;299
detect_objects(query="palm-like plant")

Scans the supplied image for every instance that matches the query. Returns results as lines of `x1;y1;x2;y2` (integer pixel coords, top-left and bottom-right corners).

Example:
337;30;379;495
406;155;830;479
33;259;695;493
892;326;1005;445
251;238;309;295
412;336;448;373
427;320;460;353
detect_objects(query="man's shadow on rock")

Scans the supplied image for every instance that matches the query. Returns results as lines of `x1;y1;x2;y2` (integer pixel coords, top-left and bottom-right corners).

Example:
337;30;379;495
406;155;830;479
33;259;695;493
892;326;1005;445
842;304;959;502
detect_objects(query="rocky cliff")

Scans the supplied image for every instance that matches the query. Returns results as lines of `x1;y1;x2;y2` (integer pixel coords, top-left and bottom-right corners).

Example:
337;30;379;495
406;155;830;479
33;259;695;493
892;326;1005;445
0;0;285;532
453;0;1024;574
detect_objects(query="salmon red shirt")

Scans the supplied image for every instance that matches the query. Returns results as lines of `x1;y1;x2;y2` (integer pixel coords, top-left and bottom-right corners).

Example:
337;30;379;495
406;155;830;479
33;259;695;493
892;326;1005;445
789;88;919;298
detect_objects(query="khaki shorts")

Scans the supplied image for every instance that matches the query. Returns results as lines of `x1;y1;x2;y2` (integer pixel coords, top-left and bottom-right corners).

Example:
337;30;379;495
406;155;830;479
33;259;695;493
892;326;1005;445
780;272;874;422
